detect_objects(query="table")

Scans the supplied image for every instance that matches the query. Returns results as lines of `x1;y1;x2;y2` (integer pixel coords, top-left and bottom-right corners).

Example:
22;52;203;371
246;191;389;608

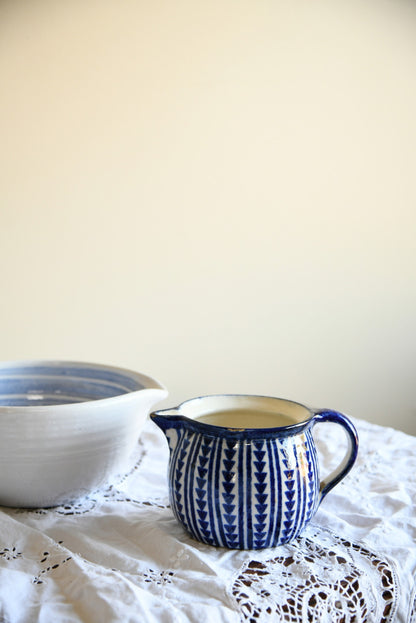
0;416;415;622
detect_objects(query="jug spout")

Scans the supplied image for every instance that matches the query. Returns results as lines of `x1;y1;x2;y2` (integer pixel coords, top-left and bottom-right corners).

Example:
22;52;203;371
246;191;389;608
150;409;181;452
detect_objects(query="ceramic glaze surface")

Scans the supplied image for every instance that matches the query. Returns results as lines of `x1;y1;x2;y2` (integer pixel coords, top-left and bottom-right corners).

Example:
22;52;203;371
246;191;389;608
151;395;359;550
168;427;319;549
0;360;167;507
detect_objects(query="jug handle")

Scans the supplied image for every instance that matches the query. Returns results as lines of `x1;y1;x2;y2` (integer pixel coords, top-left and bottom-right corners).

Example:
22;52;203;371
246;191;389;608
312;409;359;502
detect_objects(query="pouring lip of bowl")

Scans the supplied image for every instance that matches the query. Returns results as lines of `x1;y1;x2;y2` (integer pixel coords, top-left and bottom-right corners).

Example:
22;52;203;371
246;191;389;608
151;393;315;439
0;359;167;411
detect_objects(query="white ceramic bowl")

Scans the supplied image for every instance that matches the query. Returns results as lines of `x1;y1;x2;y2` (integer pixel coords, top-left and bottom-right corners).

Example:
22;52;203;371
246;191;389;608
0;360;167;508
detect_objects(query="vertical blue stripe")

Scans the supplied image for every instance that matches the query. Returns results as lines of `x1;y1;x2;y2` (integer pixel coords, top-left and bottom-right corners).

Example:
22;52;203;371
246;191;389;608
291;440;304;540
180;432;195;533
285;440;299;542
214;438;228;547
300;438;308;530
169;429;183;521
310;432;320;515
274;439;283;545
245;442;252;549
265;440;276;548
206;436;219;546
237;441;245;549
186;433;204;542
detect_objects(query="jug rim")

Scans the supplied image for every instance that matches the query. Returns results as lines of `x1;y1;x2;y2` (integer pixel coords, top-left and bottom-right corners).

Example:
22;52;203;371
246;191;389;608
151;393;317;439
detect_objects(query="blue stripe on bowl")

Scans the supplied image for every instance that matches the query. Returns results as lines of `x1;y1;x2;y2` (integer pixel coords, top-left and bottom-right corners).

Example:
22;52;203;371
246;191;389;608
0;363;145;406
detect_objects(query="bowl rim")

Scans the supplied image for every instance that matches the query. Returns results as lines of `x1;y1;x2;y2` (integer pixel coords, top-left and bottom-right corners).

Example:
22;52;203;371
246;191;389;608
0;359;167;411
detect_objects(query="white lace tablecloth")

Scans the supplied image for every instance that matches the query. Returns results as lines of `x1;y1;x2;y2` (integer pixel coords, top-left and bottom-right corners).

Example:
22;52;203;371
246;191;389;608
0;416;415;623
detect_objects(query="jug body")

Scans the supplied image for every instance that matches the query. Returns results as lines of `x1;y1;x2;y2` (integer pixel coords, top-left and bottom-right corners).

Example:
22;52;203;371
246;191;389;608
151;395;358;550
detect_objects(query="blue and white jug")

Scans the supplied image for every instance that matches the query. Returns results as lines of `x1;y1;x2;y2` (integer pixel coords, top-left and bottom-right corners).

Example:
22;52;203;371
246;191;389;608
151;395;358;550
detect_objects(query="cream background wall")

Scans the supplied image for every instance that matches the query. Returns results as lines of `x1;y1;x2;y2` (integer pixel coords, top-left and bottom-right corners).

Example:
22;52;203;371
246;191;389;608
1;0;415;434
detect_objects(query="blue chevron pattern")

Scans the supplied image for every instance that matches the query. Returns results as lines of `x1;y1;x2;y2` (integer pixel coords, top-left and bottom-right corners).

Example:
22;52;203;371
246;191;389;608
252;441;269;549
304;438;317;522
172;433;191;531
221;440;238;548
280;453;297;544
165;418;336;549
195;436;213;544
